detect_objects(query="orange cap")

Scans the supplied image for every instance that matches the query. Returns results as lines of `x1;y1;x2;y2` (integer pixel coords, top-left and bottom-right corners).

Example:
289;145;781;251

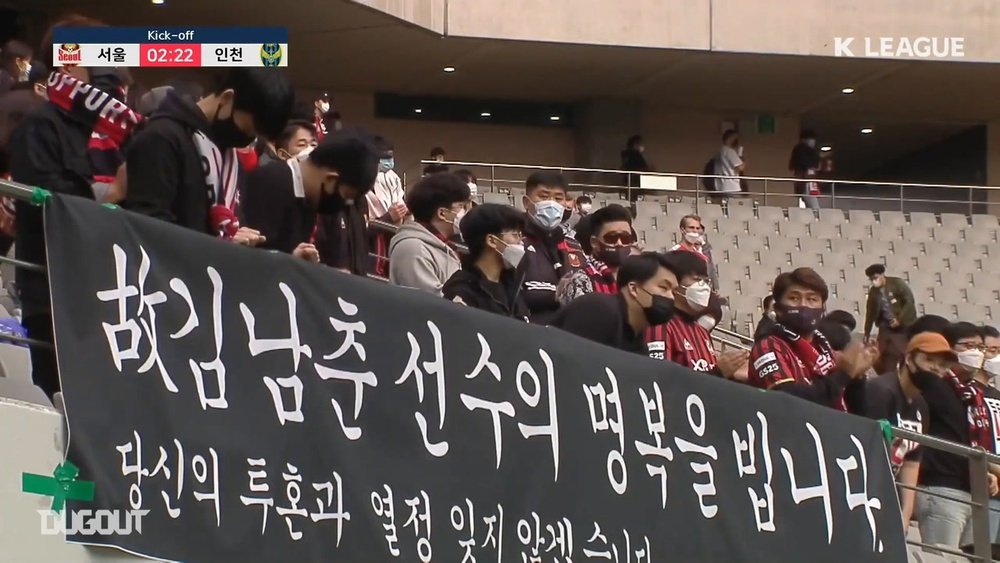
907;332;957;359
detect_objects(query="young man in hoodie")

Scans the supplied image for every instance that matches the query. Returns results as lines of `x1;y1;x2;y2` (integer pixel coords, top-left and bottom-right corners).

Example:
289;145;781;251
241;129;379;265
123;68;293;241
520;171;586;323
443;203;528;320
388;172;470;295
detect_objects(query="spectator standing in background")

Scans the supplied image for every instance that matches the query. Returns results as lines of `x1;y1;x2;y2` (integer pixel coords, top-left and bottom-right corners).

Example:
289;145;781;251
519;172;587;322
551;252;678;355
748;268;874;412
241;129;378;264
864;263;917;374
754;295;777;341
366;136;408;276
557;204;635;304
454;169;479;202
789;129;821;209
0;39;32;94
313;92;331;141
646;250;748;379
442;203;528;320
576;195;593;216
861;329;932;528
713;129;744;197
125;68;293;241
431;146;446;162
388;172;469;295
913;324;997;548
621;134;650;200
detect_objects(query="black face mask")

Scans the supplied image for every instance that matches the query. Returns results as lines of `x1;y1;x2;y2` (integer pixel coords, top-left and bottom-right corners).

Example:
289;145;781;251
316;180;349;215
775;305;823;335
596;246;631;268
211;105;255;150
639;287;675;326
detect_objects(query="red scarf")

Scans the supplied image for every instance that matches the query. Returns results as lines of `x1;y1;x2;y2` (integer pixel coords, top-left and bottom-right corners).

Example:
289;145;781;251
944;371;993;449
779;326;843;410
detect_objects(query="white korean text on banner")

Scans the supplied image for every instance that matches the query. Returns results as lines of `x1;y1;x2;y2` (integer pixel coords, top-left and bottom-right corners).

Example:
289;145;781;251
43;195;906;562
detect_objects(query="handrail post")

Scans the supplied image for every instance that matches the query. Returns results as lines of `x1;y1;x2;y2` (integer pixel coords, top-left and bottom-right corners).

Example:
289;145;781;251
899;184;905;212
969;448;993;563
763;178;768;206
695;173;701;212
491;164;496;194
831;181;836;210
969;187;975;216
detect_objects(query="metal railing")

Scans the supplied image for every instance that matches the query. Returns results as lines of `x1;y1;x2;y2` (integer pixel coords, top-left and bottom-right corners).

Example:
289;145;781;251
425;160;1000;216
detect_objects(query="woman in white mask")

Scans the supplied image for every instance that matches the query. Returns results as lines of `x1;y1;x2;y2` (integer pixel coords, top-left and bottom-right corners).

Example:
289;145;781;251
442;203;530;321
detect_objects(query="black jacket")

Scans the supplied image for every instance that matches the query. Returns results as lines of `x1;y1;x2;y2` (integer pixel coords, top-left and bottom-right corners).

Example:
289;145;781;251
550;292;646;355
123;90;215;234
240;160;314;254
9;102;94;317
442;266;529;321
520;218;586;324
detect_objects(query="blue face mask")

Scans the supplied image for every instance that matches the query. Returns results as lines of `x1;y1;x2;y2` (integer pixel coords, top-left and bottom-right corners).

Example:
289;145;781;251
533;200;565;230
378;157;395;172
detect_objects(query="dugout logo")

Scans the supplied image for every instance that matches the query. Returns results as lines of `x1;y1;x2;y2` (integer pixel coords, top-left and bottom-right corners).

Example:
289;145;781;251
58;43;82;64
260;43;283;67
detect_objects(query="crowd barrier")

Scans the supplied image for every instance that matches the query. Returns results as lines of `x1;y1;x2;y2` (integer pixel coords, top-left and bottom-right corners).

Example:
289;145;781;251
421;160;1000;216
0;175;1000;561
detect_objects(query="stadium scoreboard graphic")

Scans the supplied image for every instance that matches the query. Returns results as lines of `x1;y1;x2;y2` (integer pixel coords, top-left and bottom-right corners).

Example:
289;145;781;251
51;26;288;67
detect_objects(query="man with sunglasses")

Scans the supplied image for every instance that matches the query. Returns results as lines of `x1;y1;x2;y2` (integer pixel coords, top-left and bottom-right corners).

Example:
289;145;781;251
645;250;748;378
558;204;638;304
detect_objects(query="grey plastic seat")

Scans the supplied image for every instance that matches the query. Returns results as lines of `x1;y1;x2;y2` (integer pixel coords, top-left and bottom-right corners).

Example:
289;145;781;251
818;208;846;225
483;193;511;205
643;230;674;252
848;209;876;225
884;254;915;273
940;213;970;230
872;224;902;241
698;204;724;221
724;248;757;266
923;302;955;318
967;285;999;305
787;207;815;224
747;220;779;237
633;216;657;233
778;221;809;238
923;241;955;257
879;210;907;227
972;214;1000;229
665;202;693;217
892;240;924;258
964;228;997;245
806;237;832;253
748;264;781;284
909;212;938;228
946;257;978;274
915;255;948;272
809;221;840;239
980;258;1000;274
860;239;892;258
956;303;990;324
635;200;663;218
757;206;785;222
901;225;935;243
727;205;755;221
829;238;861;255
841;222;870;240
717;219;748;236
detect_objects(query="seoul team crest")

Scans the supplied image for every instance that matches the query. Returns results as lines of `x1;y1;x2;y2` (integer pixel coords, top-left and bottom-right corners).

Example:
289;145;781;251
260;43;283;67
58;43;82;64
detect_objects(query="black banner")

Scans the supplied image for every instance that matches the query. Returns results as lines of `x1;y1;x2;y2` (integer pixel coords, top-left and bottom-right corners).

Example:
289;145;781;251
45;195;906;562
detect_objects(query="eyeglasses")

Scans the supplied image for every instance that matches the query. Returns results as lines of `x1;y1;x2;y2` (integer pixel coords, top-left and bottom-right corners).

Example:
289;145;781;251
955;342;985;351
600;231;635;246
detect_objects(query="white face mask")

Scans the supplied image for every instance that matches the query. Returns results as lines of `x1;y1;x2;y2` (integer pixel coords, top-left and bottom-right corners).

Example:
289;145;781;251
468;183;478;197
681;280;712;310
294;145;316;161
449;208;466;231
805;138;817;148
318;101;330;114
683;232;703;245
957;349;985;371
697;315;717;332
532;200;565;230
580;203;592;213
501;242;526;269
985;356;1000;378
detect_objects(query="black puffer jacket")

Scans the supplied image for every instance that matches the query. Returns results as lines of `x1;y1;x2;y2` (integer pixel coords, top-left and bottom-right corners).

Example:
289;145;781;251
442;266;529;321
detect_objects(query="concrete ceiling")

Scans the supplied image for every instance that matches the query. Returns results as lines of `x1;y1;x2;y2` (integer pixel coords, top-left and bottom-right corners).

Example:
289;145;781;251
22;0;996;176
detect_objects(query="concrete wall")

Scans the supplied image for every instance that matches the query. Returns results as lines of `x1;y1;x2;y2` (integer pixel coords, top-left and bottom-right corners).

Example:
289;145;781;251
358;0;1000;63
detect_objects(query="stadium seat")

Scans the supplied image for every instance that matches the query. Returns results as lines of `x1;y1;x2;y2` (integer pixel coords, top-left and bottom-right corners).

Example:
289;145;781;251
972;214;1000;229
818;208;847;225
787;207;815;224
841;222;871;240
809;221;840;239
861;239;892;258
940;213;970;230
483;193;511;205
757;206;785;222
848;209;876;225
964;229;997;245
956;303;990;323
718;219;748;236
727;205;755;221
893;240;924;258
872;224;902;241
879;210;907;227
966;286;999;304
829;238;861;255
747;220;779;237
901;225;935;243
778;221;809;238
635;200;663;218
767;236;799;254
923;302;955;317
909;212;938;228
698;204;725;221
643;230;673;252
748;264;781;284
735;235;767;253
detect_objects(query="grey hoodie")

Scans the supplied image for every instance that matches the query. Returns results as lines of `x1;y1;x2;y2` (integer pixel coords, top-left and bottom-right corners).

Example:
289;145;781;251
388;222;461;295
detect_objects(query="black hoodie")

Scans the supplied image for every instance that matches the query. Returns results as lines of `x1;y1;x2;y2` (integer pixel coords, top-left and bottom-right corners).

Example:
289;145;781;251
519;216;586;324
442;266;529;321
123;90;215;234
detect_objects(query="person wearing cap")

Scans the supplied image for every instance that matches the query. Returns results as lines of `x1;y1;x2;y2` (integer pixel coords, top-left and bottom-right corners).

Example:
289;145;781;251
861;331;934;530
864;263;917;374
909;327;1000;548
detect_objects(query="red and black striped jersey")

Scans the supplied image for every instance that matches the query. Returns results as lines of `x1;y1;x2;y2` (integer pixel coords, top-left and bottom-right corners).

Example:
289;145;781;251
750;334;821;389
645;314;717;373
